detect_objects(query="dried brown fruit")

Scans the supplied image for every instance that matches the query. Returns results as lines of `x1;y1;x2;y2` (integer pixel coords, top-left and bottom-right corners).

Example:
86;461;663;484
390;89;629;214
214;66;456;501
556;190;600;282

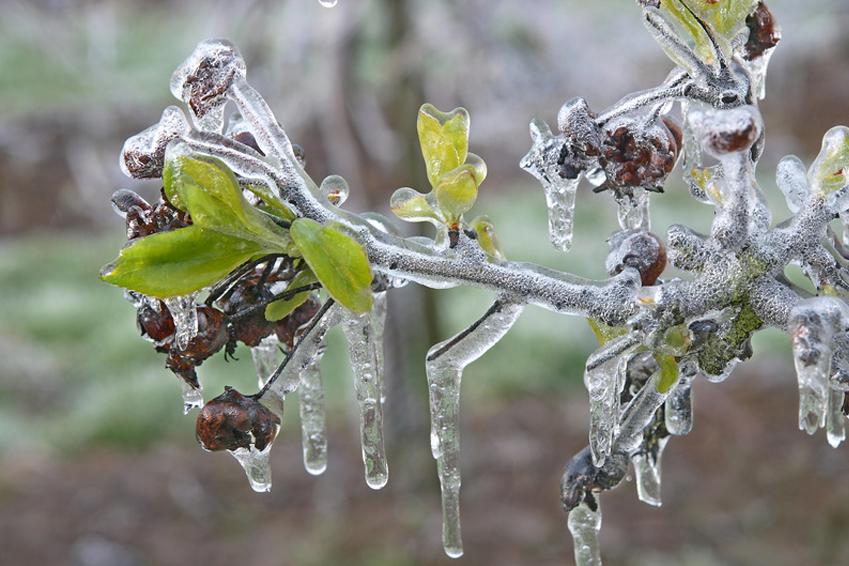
196;387;281;452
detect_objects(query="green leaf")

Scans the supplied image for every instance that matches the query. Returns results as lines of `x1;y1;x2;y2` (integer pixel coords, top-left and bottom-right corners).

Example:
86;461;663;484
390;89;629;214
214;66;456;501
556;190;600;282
289;218;373;313
418;104;470;188
164;147;292;249
265;267;318;321
434;165;478;228
654;353;680;393
100;225;267;298
470;216;505;260
390;186;444;225
808;126;849;198
655;0;757;65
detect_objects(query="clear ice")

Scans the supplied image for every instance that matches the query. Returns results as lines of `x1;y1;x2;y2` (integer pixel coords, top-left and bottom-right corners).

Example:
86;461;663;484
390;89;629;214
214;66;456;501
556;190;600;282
789;297;848;435
180;379;204;414
341;308;389;490
584;338;635;466
251;334;281;389
568;500;603;566
299;356;328;475
520;119;580;252
426;301;524;558
664;374;694;436
165;292;199;350
614;188;650;231
826;387;845;448
632;436;669;507
262;302;342;416
230;441;276;492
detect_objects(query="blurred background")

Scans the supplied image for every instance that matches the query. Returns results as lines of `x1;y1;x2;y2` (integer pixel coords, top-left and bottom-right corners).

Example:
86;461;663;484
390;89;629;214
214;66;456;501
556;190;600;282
1;0;849;564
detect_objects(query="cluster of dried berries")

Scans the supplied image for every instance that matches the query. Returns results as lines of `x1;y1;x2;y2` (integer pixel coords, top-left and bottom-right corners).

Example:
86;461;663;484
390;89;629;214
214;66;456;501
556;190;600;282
595;116;682;196
196;386;281;452
111;188;192;241
114;188;323;392
554;96;682;197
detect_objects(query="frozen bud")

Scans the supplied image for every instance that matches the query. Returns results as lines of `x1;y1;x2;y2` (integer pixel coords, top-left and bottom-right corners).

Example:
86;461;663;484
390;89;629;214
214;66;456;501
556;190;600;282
136;298;175;345
196;387;281;452
606;230;667;286
171;39;246;119
561;445;628;512
687;106;761;158
121;106;190;179
596;115;681;194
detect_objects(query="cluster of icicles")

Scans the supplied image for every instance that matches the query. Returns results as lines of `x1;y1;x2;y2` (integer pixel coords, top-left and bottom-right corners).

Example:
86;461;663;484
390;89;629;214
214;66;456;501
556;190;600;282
109;3;849;563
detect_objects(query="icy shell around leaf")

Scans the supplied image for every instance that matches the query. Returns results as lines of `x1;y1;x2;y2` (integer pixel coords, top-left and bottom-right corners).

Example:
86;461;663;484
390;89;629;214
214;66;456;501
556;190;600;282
165;292;199;350
520;119;580;252
341;308;389;489
425;301;524;558
568;500;603;566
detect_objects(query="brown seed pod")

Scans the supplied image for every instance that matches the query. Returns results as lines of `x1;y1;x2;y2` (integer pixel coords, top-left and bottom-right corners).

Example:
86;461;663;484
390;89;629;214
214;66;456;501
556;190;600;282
744;1;780;61
196;387;281;452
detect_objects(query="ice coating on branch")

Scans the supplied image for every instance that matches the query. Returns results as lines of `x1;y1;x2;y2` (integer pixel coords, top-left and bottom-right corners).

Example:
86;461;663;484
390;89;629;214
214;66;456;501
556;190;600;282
789;297;849;435
426;300;524;558
520;119;581;252
230;444;274;492
614;373;675;456
165;292;200;351
299;356;328;475
341;308;389;490
584;338;635;466
121;106;190;179
261;301;342;415
251;334;281;389
568;500;603;566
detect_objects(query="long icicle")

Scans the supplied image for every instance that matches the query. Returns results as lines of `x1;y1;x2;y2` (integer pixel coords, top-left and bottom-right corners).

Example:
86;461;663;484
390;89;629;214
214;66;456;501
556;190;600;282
299;352;329;475
341;304;389;489
425;299;524;558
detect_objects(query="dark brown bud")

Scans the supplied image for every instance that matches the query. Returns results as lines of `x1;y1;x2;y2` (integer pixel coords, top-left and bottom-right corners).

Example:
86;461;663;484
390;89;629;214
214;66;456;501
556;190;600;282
196;387;280;452
744;2;780;61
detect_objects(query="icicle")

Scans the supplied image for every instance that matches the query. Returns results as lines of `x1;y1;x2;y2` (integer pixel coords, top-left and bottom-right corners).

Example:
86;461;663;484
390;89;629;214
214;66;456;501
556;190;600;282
229;442;274;492
826;387;846;448
790;312;835;435
299;355;328;475
341;307;389;490
426;301;524;558
664;373;694;435
568;500;603;566
520;119;581;252
252;334;282;388
180;380;203;414
261;301;342;415
614;187;650;231
614;373;674;456
632;436;669;506
371;291;388;404
164;292;199;350
584;337;637;466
